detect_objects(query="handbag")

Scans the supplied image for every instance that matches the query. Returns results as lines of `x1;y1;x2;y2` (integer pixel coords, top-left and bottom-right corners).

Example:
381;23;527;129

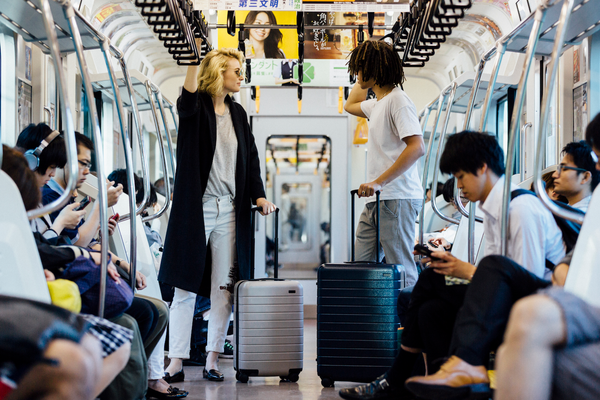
47;279;82;313
61;255;134;319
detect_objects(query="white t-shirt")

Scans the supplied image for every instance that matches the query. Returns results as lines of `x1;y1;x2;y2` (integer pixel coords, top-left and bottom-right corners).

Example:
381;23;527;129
479;176;566;278
360;87;423;203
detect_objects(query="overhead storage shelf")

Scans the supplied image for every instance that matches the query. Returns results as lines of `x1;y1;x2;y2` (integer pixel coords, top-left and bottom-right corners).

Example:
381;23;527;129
0;0;102;53
90;70;174;112
505;0;600;55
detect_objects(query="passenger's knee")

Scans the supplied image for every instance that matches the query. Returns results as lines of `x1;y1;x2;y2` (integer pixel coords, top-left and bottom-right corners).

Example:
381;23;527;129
45;339;98;400
505;295;561;345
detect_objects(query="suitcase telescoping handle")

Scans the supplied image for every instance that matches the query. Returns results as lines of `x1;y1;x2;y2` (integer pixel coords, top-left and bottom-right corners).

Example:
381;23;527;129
350;189;381;263
250;206;279;280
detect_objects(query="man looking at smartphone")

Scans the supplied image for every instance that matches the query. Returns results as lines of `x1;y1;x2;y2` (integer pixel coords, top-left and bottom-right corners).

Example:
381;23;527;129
343;40;425;287
339;131;565;400
43;132;123;246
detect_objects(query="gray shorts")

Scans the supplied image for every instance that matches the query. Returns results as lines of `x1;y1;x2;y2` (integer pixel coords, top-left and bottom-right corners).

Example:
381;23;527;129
541;287;600;400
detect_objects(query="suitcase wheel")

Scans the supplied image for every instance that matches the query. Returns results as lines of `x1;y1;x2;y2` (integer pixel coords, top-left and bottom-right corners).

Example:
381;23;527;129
280;373;299;383
236;371;249;383
321;377;334;388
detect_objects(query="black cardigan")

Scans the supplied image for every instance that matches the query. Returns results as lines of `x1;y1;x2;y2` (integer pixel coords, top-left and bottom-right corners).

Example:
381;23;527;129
158;89;266;296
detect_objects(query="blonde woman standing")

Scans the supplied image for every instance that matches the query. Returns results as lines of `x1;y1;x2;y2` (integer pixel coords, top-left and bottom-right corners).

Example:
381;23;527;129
160;39;276;382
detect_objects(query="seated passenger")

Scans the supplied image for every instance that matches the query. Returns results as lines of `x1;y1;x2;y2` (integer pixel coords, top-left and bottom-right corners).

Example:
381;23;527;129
1;145;131;399
17;126;181;398
493;113;600;400
551;140;598;211
403;131;599;399
533;171;568;203
15;123;86;241
339;131;565;400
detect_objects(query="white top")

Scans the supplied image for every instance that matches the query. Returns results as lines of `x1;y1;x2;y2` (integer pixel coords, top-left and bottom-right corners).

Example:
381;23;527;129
479;176;566;278
205;105;238;199
572;195;591;212
360;87;423;203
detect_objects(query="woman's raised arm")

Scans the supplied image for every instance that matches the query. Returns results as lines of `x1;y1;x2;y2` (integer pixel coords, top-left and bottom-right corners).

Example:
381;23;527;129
183;37;203;93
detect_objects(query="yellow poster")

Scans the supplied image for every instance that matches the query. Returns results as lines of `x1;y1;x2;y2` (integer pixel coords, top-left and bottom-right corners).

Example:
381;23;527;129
217;11;299;59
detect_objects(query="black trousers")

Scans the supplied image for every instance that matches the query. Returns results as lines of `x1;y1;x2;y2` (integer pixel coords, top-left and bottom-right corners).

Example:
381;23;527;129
450;255;551;366
125;297;159;344
401;267;469;365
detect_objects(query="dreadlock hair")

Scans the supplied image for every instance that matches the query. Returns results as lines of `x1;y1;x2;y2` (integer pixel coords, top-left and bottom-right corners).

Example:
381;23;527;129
348;40;405;88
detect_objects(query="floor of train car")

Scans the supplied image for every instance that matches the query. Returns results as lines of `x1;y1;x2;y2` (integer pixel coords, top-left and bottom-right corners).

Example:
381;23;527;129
169;319;356;400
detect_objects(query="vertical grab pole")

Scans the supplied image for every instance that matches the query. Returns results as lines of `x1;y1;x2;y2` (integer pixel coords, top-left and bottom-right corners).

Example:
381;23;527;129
418;88;450;245
430;82;460;225
30;0;79;221
520;122;532;181
62;0;109;317
478;41;507;132
143;81;172;222
100;39;137;290
116;48;150;216
533;0;583;225
153;86;177;176
501;5;548;257
168;104;179;135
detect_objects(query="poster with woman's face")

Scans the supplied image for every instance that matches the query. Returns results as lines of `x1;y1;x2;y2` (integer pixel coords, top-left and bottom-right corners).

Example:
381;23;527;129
217;11;298;59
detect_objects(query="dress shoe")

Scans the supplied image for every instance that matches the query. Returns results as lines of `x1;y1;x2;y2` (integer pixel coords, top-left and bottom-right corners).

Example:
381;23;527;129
163;369;185;384
203;368;224;381
146;386;188;399
339;375;399;400
405;356;491;399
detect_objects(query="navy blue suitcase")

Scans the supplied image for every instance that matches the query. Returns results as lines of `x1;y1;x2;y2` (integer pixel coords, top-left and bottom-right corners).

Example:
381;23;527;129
317;190;405;387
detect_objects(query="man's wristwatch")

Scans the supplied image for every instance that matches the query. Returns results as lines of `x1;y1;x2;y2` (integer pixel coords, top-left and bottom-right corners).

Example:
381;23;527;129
115;259;121;267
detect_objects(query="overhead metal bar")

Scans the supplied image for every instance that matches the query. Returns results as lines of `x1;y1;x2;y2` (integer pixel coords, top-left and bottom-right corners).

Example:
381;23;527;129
500;3;547;257
533;0;585;225
209;23;396;30
430;82;461;225
28;0;79;223
99;38;138;291
61;0;110;318
418;84;452;245
504;0;600;56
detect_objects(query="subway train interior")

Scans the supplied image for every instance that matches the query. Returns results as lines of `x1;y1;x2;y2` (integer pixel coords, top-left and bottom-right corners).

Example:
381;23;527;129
1;0;600;399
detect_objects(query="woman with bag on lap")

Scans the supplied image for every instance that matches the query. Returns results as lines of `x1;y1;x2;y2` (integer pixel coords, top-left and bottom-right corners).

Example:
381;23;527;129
160;37;276;382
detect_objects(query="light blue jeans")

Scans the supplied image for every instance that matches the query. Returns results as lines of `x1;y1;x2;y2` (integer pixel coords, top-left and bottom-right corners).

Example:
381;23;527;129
355;199;422;286
169;195;236;357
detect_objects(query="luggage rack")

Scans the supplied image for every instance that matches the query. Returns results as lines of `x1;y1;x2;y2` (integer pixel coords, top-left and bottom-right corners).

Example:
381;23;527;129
0;0;101;53
505;0;600;55
90;70;176;113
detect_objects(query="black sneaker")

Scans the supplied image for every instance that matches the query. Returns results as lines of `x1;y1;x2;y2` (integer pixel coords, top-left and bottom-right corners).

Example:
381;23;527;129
219;340;234;359
339;375;399;400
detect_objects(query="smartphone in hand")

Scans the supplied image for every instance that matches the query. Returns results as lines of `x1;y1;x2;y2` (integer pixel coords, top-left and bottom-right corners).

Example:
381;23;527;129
414;244;440;261
74;196;91;211
110;213;120;221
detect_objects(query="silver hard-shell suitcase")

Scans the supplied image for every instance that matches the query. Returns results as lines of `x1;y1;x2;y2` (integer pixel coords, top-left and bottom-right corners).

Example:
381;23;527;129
233;208;304;383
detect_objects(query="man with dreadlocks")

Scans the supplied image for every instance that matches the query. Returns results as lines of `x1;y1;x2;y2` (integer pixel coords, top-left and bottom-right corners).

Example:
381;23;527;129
344;40;425;287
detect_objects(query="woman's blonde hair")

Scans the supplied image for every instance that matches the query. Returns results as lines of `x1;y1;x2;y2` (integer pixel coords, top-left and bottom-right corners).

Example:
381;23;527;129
197;48;245;98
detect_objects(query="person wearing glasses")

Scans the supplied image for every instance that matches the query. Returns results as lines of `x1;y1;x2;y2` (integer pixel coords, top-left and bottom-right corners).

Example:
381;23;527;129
160;38;276;382
551;141;599;212
38;131;123;246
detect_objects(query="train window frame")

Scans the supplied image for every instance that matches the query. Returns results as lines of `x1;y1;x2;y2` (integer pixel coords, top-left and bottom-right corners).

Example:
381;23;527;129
496;88;519;175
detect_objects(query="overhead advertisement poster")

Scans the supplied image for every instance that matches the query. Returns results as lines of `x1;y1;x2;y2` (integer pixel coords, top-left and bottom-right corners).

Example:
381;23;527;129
217;10;299;59
243;59;351;87
195;0;301;10
304;11;387;59
302;0;410;12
